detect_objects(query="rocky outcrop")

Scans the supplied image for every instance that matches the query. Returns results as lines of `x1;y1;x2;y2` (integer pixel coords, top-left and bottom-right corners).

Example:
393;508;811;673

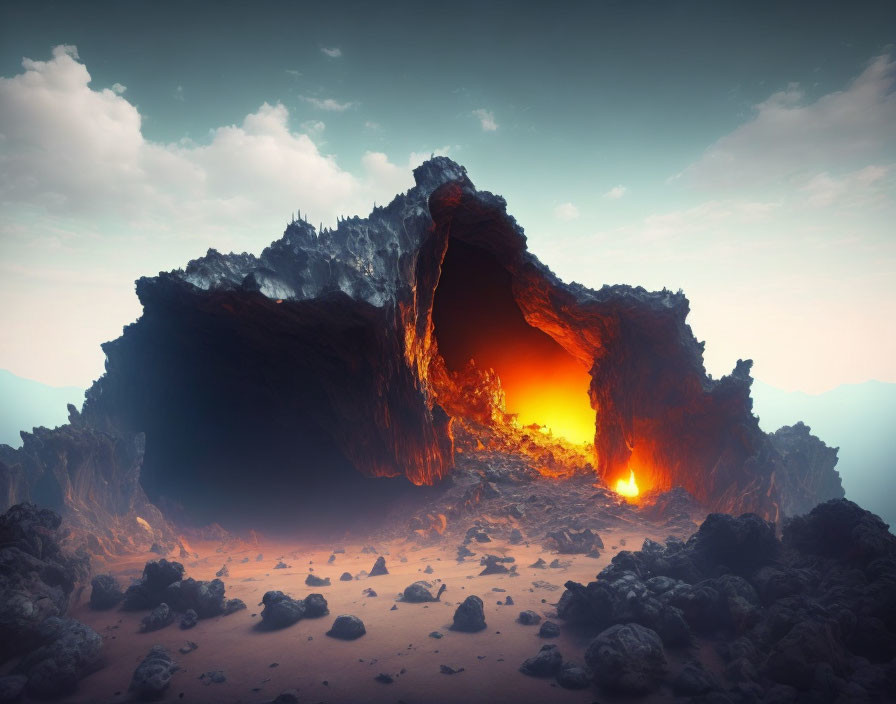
1;157;844;528
0;503;102;698
0;406;181;555
557;499;896;701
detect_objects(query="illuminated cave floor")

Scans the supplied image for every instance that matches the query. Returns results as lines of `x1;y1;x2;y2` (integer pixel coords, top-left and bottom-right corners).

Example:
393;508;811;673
57;467;710;704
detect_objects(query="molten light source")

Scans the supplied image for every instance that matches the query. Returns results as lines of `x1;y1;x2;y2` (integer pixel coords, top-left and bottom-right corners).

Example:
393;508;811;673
615;469;639;499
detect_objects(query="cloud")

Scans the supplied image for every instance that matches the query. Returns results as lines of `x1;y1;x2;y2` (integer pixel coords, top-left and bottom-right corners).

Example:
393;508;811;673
285;69;301;77
677;54;896;191
321;47;342;58
300;119;326;136
174;85;184;101
472;108;498;132
300;95;355;111
364;121;381;132
801;165;892;207
603;185;627;200
111;82;126;94
0;46;450;386
553;202;579;221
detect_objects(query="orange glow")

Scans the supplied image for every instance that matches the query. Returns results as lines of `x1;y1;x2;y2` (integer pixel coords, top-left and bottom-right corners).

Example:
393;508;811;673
501;358;595;445
615;469;640;499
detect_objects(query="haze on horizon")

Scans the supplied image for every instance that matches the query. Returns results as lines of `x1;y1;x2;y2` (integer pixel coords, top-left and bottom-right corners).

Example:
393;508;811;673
0;0;894;395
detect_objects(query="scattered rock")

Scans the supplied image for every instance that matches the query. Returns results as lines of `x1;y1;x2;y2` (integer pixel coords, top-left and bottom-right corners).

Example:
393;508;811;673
326;615;366;640
140;603;173;633
178;641;198;654
303;593;329;618
339;572;353;581
18;617;103;698
556;662;590;689
451;595;486;632
440;664;465;675
403;582;437;603
423;564;434;574
509;528;524;545
260;591;305;629
369;556;388;576
374;673;393;684
672;660;719;696
89;574;124;610
585;623;667;694
305;574;330;587
518;610;541;626
538;621;560;638
215;564;229;578
519;644;563;677
180;609;198;629
529;558;547;569
129;645;178;701
547;528;604;554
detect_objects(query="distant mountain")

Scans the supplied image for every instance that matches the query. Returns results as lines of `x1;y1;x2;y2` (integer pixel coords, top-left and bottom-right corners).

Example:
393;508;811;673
752;379;896;529
0;369;84;447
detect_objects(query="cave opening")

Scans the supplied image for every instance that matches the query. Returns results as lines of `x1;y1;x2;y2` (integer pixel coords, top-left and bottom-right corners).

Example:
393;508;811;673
431;237;596;447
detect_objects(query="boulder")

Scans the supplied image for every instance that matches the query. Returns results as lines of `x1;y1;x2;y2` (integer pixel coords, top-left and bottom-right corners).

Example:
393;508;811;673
585;623;667;694
129;645;178;701
451;595;486;632
519;644;563;677
260;591;304;629
89;574;124;610
326;615;366;640
368;556;388;576
303;593;329;618
517;610;541;625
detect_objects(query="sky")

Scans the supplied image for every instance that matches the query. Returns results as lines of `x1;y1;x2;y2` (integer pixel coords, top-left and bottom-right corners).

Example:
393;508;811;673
0;0;894;393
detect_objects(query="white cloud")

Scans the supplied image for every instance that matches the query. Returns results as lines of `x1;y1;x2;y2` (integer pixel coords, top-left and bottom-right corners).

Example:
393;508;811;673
472;108;498;132
111;82;126;94
553;202;579;221
603;185;627;200
677;54;896;191
801;165;892;207
321;47;342;58
300;119;326;136
174;85;184;101
364;121;382;132
0;46;448;386
285;69;301;77
300;95;355;111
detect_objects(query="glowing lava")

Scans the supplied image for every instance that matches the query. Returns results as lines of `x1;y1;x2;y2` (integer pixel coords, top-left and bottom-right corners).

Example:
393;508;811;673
615;469;640;499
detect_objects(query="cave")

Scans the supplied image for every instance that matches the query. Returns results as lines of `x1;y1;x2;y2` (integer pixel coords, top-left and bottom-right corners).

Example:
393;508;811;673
432;238;596;446
0;157;847;551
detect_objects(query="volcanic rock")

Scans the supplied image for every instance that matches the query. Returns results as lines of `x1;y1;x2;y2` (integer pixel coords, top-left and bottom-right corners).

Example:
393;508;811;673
556;662;590;689
519;644;563;677
0;675;27;702
17;617;103;698
305;574;330;587
509;528;523;544
130;645;178;701
538;621;560;638
326;615;366;640
585;623;667;694
517;610;541;625
302;593;329;618
451;595;486;632
140;603;173;632
123;559;185;610
260;591;305;629
89;574;124;610
547;528;603;554
479;554;511;575
339;572;353;581
368;556;388;576
180;609;198;629
402;582;436;602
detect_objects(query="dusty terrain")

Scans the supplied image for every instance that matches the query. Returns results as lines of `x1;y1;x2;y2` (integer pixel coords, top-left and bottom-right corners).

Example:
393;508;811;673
62;485;695;704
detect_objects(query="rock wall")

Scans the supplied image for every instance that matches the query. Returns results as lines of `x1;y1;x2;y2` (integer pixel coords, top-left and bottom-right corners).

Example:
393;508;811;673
0;157;844;529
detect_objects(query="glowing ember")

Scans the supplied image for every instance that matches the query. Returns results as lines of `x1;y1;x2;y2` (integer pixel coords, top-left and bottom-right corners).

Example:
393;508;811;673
615;469;639;498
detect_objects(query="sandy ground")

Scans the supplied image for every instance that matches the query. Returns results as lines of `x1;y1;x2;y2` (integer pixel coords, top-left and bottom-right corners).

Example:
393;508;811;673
57;524;703;704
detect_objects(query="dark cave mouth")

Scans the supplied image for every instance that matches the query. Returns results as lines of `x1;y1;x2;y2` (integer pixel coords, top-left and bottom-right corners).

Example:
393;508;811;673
431;237;596;446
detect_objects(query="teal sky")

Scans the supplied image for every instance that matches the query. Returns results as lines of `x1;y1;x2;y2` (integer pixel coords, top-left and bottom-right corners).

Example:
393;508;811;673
1;1;894;392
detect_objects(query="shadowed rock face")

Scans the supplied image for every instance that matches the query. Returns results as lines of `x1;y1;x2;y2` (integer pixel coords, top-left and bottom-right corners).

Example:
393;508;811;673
0;157;843;532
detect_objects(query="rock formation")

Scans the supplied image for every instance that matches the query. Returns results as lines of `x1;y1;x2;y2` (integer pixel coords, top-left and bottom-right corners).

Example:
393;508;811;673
0;157;844;534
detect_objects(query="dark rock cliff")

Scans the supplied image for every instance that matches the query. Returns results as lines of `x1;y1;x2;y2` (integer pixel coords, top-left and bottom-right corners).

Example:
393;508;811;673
0;158;843;533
